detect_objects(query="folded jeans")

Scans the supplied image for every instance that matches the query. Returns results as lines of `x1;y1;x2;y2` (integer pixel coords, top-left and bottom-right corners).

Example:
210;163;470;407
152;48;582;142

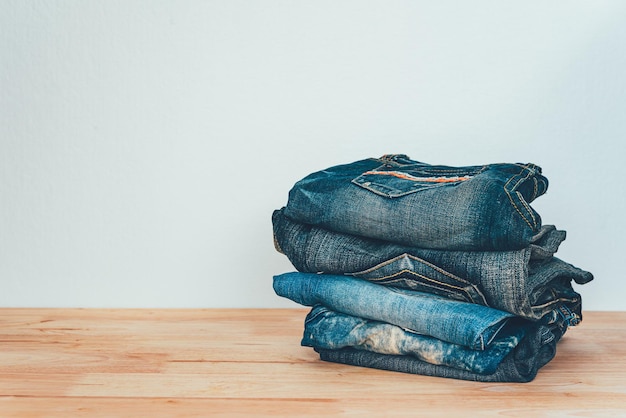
282;154;548;251
303;305;529;375
315;319;561;383
273;272;515;350
273;208;593;324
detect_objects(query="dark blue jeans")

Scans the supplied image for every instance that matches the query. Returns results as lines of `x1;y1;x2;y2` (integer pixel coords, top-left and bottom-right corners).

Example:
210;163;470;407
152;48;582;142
303;305;527;375
315;320;561;383
282;154;548;251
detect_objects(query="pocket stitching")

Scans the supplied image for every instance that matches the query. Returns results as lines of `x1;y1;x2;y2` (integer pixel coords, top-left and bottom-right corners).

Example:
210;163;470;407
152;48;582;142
352;164;485;198
504;164;540;230
350;253;488;306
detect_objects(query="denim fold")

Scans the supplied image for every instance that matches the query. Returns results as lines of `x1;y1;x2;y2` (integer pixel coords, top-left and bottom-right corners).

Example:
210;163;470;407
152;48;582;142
303;305;527;375
273;272;514;350
283;154;548;251
272;208;593;324
315;321;560;383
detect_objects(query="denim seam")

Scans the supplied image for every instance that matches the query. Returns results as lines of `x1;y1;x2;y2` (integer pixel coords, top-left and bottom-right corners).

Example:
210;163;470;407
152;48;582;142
531;296;580;311
517;191;538;226
350;254;488;305
477;334;484;351
352;172;446;198
353;164;456;198
354;161;489;198
511;167;538;226
360;271;481;305
378;155;488;174
304;305;328;324
540;327;556;344
484;319;510;348
354;254;473;286
504;165;538;230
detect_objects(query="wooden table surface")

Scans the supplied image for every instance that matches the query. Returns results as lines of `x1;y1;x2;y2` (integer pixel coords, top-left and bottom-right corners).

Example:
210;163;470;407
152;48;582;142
0;308;624;417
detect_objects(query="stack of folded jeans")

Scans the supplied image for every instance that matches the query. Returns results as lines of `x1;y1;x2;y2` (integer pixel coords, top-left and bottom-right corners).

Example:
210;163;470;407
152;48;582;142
272;154;593;382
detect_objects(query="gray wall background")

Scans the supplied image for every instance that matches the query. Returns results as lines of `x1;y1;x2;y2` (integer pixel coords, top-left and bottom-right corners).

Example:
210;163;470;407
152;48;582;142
2;1;624;309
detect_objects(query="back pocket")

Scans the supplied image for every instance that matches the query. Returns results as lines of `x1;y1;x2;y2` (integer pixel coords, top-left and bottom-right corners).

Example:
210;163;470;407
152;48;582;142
352;164;484;198
349;253;488;306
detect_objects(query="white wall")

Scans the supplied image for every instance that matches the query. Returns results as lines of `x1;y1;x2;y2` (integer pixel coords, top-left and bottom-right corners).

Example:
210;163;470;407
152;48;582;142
1;0;625;309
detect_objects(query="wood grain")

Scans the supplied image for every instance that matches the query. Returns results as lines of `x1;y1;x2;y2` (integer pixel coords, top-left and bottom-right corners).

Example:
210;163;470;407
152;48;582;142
1;309;625;417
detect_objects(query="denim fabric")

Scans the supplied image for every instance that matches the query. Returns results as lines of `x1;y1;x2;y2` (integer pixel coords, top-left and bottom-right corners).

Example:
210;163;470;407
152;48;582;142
282;154;548;251
315;322;560;383
272;208;593;323
273;272;515;350
303;305;526;375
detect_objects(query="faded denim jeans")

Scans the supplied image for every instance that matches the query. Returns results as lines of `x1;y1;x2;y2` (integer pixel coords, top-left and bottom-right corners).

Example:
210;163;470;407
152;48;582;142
273;272;516;350
282;154;548;251
315;334;557;383
273;272;562;382
273;208;593;324
302;305;528;375
315;316;562;383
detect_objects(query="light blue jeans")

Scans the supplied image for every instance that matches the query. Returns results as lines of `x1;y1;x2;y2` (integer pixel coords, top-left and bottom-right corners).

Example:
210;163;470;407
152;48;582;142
273;272;515;350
